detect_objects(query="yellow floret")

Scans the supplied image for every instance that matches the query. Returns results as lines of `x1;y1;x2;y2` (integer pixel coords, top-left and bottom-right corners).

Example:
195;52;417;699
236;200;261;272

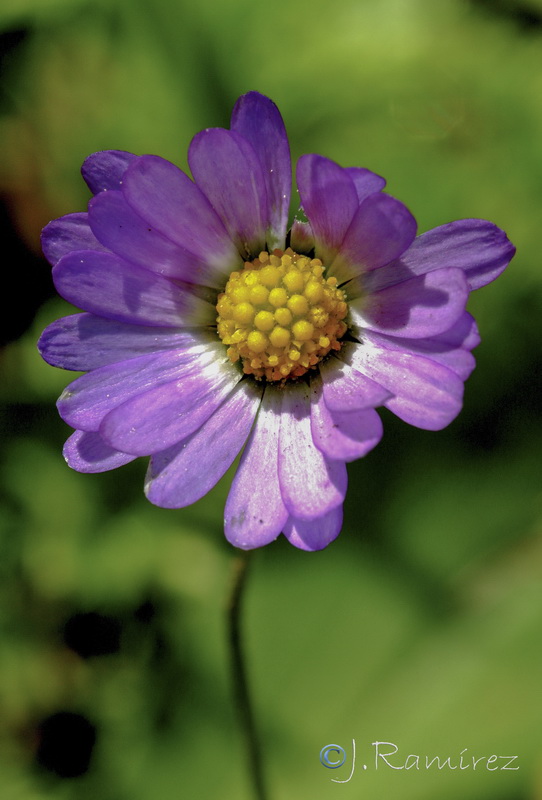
231;286;250;303
249;284;269;305
292;320;314;341
268;287;288;308
269;326;290;348
231;329;247;343
216;297;234;319
274;307;292;326
304;281;324;304
282;270;305;293
247;331;268;353
310;306;329;327
287;294;309;316
233;302;255;324
259;265;281;288
244;271;259;287
254;310;275;332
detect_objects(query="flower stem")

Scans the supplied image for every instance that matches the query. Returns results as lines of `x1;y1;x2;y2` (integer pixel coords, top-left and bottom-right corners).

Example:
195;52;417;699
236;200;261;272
227;550;268;800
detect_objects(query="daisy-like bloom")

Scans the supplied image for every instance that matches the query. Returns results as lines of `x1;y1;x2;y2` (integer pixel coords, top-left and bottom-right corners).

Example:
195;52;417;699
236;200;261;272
38;92;515;551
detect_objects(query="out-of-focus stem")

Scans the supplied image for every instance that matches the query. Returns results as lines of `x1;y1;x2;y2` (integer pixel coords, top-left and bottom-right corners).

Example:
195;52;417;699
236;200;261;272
227;550;268;800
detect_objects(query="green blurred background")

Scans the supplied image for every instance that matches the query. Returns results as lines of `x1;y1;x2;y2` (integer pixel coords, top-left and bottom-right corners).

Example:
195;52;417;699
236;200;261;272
0;0;541;797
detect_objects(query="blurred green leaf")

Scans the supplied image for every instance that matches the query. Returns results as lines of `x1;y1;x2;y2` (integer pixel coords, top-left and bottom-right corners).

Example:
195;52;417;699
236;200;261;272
0;0;89;28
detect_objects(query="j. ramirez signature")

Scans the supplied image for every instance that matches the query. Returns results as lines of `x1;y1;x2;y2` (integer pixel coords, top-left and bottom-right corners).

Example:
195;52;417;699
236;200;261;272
320;740;519;783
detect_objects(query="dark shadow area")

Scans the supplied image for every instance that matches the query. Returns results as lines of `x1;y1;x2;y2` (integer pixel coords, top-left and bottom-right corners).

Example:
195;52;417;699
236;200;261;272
63;611;122;659
469;0;542;32
0;196;54;346
35;711;97;778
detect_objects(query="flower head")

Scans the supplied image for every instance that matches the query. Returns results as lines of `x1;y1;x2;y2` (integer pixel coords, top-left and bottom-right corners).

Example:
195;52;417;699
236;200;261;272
39;92;515;551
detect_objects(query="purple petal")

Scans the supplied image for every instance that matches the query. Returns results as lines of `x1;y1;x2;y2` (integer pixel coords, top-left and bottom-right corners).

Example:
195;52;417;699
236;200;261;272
330;193;418;284
188;128;268;258
434;310;480;351
350;267;469;339
38;313;204;371
100;359;241;455
283;505;343;551
405;219;515;291
81;150;137;194
363;313;479;380
289;218;314;253
53;250;215;327
41;213;107;266
122;155;240;285
344;167;386;203
145;381;261;508
310;374;383;461
231;91;291;250
58;343;216;431
296;154;359;264
224;386;288;549
340;337;464;430
63;430;136;473
319;356;391;412
88;190;214;283
278;381;347;520
364;219;515;293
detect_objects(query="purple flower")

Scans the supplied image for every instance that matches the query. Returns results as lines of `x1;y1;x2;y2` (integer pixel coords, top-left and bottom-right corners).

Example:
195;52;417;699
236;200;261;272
38;92;515;551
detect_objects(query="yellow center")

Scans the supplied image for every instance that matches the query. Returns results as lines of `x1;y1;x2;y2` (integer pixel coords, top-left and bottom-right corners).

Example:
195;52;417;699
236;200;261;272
216;248;349;382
